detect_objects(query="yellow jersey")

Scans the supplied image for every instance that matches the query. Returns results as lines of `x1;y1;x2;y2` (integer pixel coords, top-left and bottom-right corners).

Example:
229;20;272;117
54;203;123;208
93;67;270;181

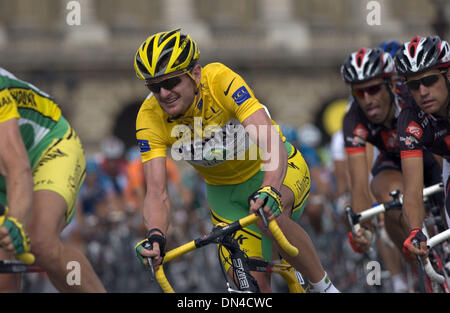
136;62;283;185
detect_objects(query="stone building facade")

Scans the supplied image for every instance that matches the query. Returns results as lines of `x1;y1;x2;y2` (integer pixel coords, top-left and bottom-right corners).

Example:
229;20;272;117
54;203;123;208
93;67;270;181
0;0;446;153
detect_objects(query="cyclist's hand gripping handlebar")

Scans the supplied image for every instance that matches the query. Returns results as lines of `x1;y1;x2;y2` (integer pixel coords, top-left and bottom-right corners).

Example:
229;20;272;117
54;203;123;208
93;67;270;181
0;213;35;265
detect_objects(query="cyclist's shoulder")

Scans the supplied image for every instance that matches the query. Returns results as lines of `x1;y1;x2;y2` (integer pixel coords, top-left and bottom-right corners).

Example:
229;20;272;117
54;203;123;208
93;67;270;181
201;62;239;88
202;62;230;74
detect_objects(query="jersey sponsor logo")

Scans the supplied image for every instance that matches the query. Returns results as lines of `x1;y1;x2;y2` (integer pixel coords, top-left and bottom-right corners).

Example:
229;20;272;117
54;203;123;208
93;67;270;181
406;121;423;139
399;135;419;148
232;86;251;106
345;135;365;147
224;77;236;96
234;234;248;245
353;124;369;140
380;129;398;150
9;89;37;107
32;148;68;176
137;139;151;152
0;95;12;107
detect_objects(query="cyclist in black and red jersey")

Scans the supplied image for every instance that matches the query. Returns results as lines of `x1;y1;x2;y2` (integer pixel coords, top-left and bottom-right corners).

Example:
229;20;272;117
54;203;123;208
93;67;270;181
341;47;442;256
395;35;450;259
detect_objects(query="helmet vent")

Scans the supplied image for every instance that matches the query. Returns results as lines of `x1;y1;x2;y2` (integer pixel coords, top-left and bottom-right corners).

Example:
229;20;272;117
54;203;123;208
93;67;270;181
409;45;416;58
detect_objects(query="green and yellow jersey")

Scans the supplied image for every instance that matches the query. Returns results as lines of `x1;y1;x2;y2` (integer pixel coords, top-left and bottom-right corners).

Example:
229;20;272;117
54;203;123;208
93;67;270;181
0;68;85;223
0;68;69;167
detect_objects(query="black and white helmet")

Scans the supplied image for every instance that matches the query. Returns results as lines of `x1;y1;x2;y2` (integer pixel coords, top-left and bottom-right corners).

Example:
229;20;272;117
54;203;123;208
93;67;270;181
341;47;395;84
395;35;450;76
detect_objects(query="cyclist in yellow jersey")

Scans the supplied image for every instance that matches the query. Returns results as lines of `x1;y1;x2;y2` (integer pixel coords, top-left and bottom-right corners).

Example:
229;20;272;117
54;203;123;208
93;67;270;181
0;68;105;292
134;29;339;293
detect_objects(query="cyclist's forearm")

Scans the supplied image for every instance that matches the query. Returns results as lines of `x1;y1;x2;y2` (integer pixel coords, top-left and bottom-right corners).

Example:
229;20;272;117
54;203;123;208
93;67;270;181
5;164;33;224
261;139;287;190
401;157;425;230
350;188;372;214
142;192;171;235
402;194;425;230
347;153;372;213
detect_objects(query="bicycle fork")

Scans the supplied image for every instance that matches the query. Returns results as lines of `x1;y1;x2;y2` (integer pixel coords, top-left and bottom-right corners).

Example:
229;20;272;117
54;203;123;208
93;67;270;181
222;236;260;293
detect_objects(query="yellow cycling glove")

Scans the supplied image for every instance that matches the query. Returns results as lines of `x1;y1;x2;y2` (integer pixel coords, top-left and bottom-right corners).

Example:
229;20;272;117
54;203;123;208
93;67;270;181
249;186;283;217
0;210;34;265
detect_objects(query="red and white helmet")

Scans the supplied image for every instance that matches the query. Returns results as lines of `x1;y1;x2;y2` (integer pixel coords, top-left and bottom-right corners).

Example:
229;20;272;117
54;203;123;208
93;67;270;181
341;47;395;84
395;35;450;76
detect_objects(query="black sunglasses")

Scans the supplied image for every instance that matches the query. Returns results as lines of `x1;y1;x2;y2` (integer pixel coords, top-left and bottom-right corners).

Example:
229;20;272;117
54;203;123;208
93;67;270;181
352;82;384;98
146;76;182;93
405;74;441;91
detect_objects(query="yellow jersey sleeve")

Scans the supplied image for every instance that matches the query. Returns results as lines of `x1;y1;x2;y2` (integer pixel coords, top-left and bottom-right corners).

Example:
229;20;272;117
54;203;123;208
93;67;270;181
136;100;169;163
205;63;264;123
0;88;20;123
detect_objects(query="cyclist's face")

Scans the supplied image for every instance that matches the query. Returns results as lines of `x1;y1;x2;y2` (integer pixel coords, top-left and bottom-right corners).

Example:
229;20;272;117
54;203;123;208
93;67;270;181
149;65;201;116
352;78;393;125
406;69;449;117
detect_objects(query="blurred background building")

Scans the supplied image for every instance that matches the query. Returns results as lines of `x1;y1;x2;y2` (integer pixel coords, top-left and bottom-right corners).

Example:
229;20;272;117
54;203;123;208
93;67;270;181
0;0;448;151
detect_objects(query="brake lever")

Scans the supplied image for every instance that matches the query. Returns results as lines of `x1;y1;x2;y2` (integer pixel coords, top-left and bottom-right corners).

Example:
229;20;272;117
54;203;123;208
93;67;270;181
258;208;269;230
412;239;425;268
143;241;155;281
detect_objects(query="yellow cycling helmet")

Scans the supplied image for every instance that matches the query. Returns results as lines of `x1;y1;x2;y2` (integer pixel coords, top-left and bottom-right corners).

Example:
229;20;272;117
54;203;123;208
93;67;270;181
134;28;200;80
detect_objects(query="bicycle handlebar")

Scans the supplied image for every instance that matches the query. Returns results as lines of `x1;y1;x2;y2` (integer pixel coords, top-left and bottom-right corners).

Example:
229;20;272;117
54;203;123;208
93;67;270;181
154;214;298;293
422;228;450;285
346;183;444;228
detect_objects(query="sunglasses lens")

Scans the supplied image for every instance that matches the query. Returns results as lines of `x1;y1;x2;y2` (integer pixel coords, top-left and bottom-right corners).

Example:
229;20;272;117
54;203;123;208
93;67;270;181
366;84;382;95
422;74;439;87
147;76;182;93
162;76;182;90
352;83;383;98
147;84;161;93
406;74;440;91
352;89;363;98
405;80;420;90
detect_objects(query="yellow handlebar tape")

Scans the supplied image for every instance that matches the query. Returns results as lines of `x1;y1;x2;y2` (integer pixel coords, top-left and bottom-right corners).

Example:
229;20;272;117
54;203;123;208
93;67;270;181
155;267;175;293
16;252;36;265
268;220;298;256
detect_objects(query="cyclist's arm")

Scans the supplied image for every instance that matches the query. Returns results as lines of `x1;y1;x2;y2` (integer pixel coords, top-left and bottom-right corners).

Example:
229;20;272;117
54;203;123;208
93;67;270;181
0;118;33;224
142;157;171;235
401;156;425;230
347;151;372;214
242;108;287;190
